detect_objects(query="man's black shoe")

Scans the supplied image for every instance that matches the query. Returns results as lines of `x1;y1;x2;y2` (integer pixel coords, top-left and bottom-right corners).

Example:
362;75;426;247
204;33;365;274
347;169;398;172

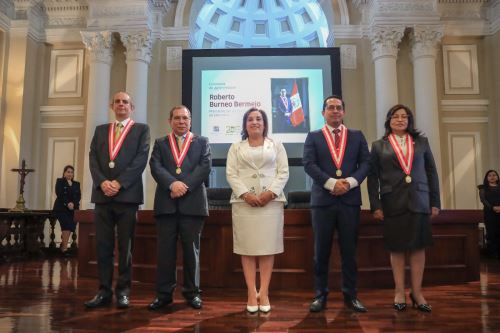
187;296;202;309
84;293;112;308
116;295;130;309
309;296;327;312
148;297;173;310
344;298;367;312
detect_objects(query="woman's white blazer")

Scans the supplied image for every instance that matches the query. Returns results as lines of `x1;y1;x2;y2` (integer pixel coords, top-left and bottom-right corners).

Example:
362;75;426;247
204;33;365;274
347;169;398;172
226;138;289;203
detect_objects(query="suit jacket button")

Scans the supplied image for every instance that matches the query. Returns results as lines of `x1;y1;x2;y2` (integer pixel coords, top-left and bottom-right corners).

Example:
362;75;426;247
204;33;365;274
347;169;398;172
252;174;257;178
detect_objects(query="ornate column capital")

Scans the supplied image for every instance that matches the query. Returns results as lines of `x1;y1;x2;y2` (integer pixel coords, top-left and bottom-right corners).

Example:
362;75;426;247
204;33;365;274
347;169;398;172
120;30;153;65
81;31;115;65
410;25;443;61
369;25;405;61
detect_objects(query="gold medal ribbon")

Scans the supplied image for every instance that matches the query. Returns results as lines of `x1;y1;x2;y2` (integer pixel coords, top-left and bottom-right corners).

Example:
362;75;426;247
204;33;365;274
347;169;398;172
321;125;348;176
108;120;135;165
168;132;193;173
388;133;414;181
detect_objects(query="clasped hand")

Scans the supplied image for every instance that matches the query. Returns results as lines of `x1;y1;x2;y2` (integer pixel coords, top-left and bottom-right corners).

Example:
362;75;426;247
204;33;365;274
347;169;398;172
101;180;121;197
170;181;189;198
330;179;350;196
243;191;274;207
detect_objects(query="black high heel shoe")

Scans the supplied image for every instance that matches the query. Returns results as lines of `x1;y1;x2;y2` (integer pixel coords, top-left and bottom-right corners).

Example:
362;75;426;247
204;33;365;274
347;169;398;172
409;293;432;312
393;301;407;311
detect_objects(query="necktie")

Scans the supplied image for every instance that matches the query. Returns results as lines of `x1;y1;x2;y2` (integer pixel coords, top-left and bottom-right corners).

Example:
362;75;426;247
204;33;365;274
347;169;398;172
333;128;341;150
114;123;123;142
176;135;183;150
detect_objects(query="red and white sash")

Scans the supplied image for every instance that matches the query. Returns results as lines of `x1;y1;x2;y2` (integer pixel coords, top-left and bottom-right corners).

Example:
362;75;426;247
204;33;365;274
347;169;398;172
168;132;193;174
108;120;135;166
388;133;414;183
321;125;347;177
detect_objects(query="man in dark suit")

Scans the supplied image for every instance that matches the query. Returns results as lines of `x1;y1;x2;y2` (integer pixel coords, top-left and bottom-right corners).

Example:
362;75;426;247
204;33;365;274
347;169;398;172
85;91;150;309
273;88;293;133
303;95;370;313
148;105;211;310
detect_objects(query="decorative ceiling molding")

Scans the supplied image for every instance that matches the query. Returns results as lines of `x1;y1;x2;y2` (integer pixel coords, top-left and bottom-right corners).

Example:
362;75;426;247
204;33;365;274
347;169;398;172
1;0;498;44
489;0;500;34
149;0;171;14
86;0;153;31
43;0;88;27
0;0;15;19
162;26;189;41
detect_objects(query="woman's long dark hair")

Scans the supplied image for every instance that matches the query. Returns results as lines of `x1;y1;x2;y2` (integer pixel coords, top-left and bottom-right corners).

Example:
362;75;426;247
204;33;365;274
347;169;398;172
383;104;422;139
241;108;268;140
483;169;500;187
63;165;75;180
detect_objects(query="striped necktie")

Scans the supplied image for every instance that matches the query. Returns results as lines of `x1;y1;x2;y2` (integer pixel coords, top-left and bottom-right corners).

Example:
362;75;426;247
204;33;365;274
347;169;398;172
333;128;340;150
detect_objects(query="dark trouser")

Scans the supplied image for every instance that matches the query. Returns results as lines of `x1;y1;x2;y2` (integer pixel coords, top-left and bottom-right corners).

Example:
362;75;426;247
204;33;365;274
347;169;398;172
94;202;138;297
485;211;500;257
311;204;360;299
155;214;204;300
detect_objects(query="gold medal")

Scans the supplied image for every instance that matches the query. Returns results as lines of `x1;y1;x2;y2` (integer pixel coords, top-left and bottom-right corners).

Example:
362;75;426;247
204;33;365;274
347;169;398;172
336;169;342;177
176;167;181;174
405;175;412;183
109;161;115;169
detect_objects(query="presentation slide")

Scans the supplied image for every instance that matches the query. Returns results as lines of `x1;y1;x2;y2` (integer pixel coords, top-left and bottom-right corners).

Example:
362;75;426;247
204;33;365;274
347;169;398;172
183;48;341;161
202;69;324;143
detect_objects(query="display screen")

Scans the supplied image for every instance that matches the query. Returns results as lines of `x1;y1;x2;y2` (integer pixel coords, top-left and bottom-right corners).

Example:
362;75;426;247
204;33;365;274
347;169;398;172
182;48;341;163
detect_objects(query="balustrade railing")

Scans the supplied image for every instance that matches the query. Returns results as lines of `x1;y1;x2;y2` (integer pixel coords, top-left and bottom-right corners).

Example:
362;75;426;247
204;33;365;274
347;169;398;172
0;210;78;260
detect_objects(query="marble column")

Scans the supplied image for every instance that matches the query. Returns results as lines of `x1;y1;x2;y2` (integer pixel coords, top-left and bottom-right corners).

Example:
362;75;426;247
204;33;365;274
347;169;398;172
370;25;405;137
410;25;444;177
120;31;152;124
120;31;153;207
80;31;115;208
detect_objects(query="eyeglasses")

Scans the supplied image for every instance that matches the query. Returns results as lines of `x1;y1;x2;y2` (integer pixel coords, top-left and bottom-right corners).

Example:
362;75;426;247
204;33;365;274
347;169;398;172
391;115;409;120
172;116;191;121
325;105;343;111
114;99;130;105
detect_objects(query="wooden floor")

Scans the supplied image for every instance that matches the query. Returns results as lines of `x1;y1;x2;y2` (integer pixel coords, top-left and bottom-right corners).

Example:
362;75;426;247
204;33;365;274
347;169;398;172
1;256;500;332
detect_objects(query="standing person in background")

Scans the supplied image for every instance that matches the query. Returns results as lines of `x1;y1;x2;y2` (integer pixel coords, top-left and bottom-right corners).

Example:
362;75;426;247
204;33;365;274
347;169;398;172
52;165;81;257
148;105;211;311
368;104;440;313
303;95;370;313
85;91;150;309
226;108;289;313
478;170;500;258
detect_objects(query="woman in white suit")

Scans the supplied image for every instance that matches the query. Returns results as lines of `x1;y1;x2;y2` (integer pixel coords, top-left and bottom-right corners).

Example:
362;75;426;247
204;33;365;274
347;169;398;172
226;108;289;313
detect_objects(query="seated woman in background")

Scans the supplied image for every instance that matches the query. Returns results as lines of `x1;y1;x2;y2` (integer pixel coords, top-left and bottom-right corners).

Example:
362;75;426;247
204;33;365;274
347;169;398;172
478;170;500;259
52;165;81;256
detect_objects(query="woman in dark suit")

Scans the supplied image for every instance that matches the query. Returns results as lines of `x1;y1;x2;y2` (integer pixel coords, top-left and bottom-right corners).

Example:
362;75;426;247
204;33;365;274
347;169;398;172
478;170;500;258
53;165;81;255
368;104;440;312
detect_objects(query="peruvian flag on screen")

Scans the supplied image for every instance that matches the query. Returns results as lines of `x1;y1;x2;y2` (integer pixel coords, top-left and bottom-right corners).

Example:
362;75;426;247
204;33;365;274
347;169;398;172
289;81;305;127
